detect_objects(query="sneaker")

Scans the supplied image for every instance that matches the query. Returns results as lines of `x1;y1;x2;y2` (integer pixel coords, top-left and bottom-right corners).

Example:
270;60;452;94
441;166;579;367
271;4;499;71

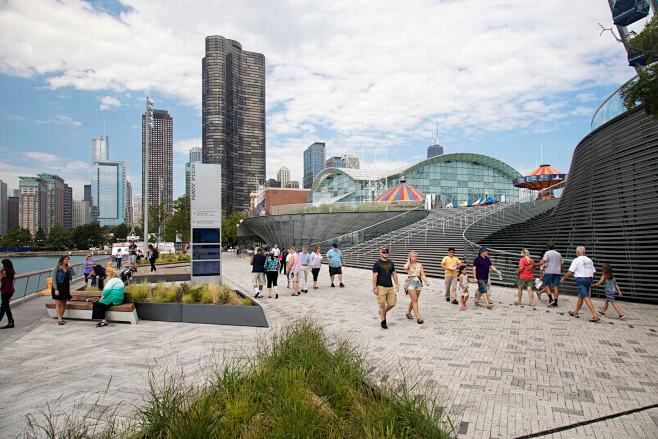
445;297;450;302
331;283;335;288
254;292;261;298
339;283;345;288
548;299;557;307
618;315;625;320
451;299;458;305
381;320;388;329
0;321;14;329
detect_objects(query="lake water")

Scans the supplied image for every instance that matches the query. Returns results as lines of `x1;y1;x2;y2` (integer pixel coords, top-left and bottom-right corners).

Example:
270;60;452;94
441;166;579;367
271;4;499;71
8;255;89;275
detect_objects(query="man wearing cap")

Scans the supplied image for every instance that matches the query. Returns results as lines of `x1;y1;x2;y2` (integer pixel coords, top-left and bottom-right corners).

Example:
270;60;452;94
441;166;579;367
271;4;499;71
441;247;462;304
372;247;399;329
472;246;501;308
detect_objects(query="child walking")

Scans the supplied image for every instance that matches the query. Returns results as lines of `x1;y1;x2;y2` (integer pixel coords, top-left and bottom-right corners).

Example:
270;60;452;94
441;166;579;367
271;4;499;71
593;263;625;320
458;264;469;310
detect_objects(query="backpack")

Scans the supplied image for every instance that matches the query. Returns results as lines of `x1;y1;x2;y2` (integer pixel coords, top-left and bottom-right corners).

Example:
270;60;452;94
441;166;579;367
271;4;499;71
153;249;160;259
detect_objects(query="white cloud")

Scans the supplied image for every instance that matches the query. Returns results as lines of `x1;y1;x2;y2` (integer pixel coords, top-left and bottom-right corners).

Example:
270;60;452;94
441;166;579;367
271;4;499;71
24;151;58;162
576;92;598;102
0;0;634;159
99;95;121;110
35;114;82;127
174;137;201;155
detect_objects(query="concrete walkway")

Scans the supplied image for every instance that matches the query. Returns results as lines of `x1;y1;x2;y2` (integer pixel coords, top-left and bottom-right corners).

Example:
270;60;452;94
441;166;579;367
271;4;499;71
0;256;657;438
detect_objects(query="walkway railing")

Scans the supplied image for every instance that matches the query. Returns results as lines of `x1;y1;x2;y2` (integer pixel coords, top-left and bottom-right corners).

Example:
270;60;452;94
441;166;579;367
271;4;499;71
311;204;428;253
12;256;112;301
246;200;424;217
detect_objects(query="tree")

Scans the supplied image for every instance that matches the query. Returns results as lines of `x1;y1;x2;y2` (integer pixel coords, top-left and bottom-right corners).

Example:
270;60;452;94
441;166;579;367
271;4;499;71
221;212;244;246
165;195;190;243
148;203;170;242
0;226;32;247
33;227;47;249
620;15;658;118
112;223;129;241
46;224;72;250
71;222;104;249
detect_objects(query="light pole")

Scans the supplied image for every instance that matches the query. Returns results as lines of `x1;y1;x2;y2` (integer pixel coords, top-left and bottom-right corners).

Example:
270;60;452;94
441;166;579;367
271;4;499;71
143;97;154;253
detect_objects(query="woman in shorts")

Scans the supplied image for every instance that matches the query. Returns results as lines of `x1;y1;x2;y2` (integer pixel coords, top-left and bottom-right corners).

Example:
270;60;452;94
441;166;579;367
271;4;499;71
515;248;536;307
403;251;429;324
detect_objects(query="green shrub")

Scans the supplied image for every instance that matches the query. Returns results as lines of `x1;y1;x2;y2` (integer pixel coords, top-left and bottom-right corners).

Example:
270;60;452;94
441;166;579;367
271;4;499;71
182;294;196;304
126;282;151;302
241;298;252;306
152;282;179;303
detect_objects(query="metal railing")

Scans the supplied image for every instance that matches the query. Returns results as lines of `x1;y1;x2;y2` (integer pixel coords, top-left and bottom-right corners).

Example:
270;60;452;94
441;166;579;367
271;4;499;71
11;256;112;301
246;200;424;217
310;204;428;253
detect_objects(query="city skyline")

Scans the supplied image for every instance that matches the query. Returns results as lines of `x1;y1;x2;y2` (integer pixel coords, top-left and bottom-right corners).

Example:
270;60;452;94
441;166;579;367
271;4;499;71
0;0;646;199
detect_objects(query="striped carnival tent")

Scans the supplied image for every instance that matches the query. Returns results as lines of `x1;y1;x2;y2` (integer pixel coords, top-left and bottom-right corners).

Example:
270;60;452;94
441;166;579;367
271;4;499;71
375;176;425;202
512;164;566;191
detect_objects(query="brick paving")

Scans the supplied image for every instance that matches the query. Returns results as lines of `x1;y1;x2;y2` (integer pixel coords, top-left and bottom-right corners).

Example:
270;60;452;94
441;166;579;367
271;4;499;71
0;256;657;438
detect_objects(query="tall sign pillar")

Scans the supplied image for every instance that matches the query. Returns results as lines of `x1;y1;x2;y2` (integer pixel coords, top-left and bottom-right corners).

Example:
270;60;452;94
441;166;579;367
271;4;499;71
190;163;222;284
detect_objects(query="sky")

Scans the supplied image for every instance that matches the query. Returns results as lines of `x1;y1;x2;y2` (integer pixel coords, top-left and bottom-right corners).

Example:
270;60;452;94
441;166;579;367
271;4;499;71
0;0;645;200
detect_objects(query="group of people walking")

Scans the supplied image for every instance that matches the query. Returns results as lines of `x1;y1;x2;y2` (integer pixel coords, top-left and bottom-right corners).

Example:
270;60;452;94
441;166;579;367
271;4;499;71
250;243;342;299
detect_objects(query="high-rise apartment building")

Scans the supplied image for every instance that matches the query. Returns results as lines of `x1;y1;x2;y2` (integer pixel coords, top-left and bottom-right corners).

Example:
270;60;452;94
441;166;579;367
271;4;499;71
142;109;173;215
7;196;18;230
326;154;360;169
83;184;92;204
0;180;7;235
185;146;202;197
277;167;290;188
63;184;73;228
133;196;142;225
202;35;265;214
91;136;109;162
40;173;65;233
18;176;46;235
125;181;133;226
72;200;91;227
266;178;281;188
92;161;126;226
303;142;326;189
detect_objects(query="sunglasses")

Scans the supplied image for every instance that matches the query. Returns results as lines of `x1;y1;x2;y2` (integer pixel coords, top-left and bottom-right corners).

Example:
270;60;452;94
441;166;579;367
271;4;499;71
381;250;389;254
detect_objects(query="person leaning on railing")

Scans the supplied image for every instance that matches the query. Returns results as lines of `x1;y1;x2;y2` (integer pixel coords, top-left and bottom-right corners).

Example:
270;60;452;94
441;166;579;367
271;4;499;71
92;268;124;327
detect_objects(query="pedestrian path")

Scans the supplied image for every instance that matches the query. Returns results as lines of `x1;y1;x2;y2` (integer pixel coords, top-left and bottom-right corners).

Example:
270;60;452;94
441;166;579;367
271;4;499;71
0;257;656;438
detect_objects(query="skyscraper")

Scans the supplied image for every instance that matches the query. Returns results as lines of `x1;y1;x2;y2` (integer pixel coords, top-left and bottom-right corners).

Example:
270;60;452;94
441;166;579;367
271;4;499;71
202;35;265;214
72;200;91;227
133;195;142;225
63;183;73;228
83;184;92;204
7;196;18;230
0;180;7;235
303;142;326;188
125;181;133;226
19;176;46;235
142;109;173;214
277;167;290;188
40;173;65;233
185;146;202;197
326;154;360;169
92;161;127;226
91;136;109;162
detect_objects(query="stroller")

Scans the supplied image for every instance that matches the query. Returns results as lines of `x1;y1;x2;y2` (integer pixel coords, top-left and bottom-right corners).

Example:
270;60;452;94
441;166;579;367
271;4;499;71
120;267;133;285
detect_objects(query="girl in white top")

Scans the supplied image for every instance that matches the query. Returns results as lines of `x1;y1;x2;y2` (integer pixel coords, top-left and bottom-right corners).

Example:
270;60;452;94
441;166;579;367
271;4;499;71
403;251;429;324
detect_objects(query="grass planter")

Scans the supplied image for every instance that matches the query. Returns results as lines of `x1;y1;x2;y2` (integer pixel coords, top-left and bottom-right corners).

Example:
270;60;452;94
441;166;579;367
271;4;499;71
134;302;182;322
181;303;268;327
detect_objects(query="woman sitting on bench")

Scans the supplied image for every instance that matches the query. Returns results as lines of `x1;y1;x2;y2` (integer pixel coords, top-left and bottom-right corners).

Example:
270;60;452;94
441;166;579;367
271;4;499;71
92;269;125;327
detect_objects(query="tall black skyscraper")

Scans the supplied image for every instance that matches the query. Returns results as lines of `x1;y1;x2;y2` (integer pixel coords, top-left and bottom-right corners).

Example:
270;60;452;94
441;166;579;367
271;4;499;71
202;35;265;214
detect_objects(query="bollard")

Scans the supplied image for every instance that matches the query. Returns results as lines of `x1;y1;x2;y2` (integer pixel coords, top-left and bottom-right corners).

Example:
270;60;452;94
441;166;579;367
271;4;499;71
41;277;52;296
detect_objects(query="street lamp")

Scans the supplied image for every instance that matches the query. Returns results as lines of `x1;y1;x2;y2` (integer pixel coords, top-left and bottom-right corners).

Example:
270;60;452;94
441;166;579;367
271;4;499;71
143;97;154;253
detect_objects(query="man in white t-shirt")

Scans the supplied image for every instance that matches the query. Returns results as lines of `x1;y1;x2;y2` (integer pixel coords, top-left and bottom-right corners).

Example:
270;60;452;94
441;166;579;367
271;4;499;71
271;244;280;258
562;246;600;322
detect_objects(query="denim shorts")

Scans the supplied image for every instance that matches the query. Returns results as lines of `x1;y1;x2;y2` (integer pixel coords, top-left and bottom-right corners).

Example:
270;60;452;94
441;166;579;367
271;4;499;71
575;277;592;298
477;279;489;293
543;273;560;287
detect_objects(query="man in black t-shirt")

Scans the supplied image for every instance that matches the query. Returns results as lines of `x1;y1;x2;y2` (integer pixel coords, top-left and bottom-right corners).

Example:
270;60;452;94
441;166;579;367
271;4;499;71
250;247;267;298
372;247;399;329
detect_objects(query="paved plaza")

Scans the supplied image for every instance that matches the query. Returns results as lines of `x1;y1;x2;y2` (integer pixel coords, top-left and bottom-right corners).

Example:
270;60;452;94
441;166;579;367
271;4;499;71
0;256;657;438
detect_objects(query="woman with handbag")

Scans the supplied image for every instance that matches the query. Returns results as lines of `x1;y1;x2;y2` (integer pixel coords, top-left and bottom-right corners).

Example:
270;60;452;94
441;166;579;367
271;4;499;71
92;269;124;327
51;255;75;325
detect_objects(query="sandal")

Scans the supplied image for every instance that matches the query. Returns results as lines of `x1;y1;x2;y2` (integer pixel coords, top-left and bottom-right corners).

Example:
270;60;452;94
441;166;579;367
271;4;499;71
96;321;108;327
405;313;413;320
568;311;580;318
589;317;600;323
57;320;65;325
417;319;424;324
486;304;494;309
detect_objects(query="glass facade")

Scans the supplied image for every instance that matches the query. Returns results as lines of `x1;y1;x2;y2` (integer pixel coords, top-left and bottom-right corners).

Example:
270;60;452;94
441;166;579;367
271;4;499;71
591;76;638;131
92;161;126;226
303;142;326;188
313;153;521;206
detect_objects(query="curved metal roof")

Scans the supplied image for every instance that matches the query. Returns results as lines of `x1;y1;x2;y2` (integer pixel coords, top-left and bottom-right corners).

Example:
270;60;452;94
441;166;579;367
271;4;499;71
312;153;522;191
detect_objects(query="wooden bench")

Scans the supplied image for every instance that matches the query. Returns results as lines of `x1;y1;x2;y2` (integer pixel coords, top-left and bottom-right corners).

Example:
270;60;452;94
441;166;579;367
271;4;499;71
46;290;139;325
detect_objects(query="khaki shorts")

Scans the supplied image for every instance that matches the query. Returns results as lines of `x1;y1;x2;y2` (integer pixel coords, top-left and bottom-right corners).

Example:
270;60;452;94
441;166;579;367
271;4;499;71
377;286;396;307
251;272;266;285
